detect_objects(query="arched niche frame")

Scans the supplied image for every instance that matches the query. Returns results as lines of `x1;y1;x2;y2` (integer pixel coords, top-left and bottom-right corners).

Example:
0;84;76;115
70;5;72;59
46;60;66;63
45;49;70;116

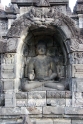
6;7;83;91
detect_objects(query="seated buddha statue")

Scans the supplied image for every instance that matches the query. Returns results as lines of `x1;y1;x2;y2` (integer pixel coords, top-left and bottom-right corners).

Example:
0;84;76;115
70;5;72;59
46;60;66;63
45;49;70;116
22;41;65;91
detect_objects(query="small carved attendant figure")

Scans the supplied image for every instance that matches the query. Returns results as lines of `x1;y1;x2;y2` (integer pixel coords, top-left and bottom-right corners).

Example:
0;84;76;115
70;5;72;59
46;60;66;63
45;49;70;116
22;41;65;91
37;0;50;6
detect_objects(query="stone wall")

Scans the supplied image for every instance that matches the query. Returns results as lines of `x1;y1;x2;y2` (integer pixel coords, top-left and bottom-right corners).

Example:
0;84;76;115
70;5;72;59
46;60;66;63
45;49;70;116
0;0;83;124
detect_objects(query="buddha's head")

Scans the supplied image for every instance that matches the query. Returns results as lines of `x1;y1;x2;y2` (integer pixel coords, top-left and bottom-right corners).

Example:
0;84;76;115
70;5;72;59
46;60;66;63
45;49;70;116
36;41;46;55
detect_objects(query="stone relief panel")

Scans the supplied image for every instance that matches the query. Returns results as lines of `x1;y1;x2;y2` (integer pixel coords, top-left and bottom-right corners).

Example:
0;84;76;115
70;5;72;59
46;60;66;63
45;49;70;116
0;53;17;106
71;52;83;64
1;53;16;79
7;38;20;52
0;20;8;37
26;7;64;26
1;53;15;64
72;64;83;78
70;39;79;51
72;78;83;92
72;92;83;107
71;52;83;78
75;4;83;13
36;0;50;6
7;6;79;39
69;38;83;52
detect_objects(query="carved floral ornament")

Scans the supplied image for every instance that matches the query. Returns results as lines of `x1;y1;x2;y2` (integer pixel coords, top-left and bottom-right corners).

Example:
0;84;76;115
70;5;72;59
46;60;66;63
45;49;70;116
25;7;68;26
7;5;80;38
7;6;82;52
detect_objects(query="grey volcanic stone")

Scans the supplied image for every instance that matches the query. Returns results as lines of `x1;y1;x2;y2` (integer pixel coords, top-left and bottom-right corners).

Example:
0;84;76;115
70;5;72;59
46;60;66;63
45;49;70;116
43;106;65;114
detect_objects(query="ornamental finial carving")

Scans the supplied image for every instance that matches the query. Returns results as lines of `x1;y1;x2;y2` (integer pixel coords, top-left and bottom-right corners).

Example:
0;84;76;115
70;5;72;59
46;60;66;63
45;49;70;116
36;0;50;7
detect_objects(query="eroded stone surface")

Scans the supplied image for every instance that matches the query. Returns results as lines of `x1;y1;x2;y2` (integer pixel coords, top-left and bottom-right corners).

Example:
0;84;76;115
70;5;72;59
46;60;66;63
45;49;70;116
0;0;83;123
47;99;65;106
16;92;27;99
16;99;27;107
27;107;42;115
53;119;71;124
28;91;46;99
28;99;46;107
72;120;83;124
65;107;83;115
43;106;65;114
47;91;66;98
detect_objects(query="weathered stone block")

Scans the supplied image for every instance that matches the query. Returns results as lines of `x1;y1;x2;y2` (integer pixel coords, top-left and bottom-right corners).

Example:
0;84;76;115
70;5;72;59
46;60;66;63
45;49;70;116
5;91;16;107
5;99;16;107
30;114;42;118
7;38;19;52
11;0;69;4
3;79;14;90
65;107;83;114
47;91;66;98
1;53;15;64
28;91;46;99
72;78;83;92
72;92;83;107
43;107;65;114
28;99;46;107
1;64;14;70
72;120;83;124
66;99;71;107
77;81;83;92
75;98;83;107
65;91;72;98
47;99;65;107
27;107;42;115
71;52;83;64
1;107;29;115
72;64;83;78
1;64;15;79
0;121;22;124
36;119;53;124
5;91;15;99
0;20;8;37
16;99;27;107
16;92;27;99
53;119;71;124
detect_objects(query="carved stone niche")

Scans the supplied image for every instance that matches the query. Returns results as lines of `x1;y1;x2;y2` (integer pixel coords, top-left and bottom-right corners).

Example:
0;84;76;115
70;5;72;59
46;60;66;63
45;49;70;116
21;26;70;92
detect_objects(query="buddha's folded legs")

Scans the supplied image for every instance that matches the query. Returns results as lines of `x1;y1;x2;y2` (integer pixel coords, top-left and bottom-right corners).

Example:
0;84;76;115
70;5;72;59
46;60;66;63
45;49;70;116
22;80;65;91
22;81;45;91
44;82;65;90
22;80;57;91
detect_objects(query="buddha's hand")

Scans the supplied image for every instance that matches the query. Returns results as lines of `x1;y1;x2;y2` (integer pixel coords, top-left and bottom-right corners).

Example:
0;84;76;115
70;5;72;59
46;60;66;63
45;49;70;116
28;73;35;81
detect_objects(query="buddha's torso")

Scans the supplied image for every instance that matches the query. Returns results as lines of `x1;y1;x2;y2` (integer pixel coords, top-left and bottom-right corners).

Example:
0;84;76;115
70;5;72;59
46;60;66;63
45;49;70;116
33;56;52;80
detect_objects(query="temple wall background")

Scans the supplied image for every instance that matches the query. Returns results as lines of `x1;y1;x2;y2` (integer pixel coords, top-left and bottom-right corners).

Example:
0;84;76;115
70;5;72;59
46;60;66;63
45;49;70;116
0;0;83;124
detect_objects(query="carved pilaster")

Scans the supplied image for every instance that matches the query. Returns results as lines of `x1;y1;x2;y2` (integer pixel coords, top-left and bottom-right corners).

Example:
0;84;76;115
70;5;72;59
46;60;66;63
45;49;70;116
78;14;83;28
